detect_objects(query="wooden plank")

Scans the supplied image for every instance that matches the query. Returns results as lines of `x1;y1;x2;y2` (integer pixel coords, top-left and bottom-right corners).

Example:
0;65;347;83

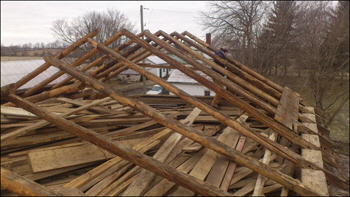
219;134;245;191
274;87;299;167
169;127;233;196
165;125;220;163
78;117;152;127
229;155;277;188
219;115;249;191
274;87;300;130
253;129;277;196
1;97;112;143
229;177;258;189
205;127;240;187
232;180;256;196
24;161;101;181
63;126;174;189
61;112;194;192
142;126;219;194
262;183;283;195
1;106;38;118
104;174;138;196
56;97;117;114
143;148;208;196
98;166;141;196
2;131;76;150
301;107;329;196
85;163;132;196
27;137;145;173
121;107;202;196
146;152;193;194
79;140;159;193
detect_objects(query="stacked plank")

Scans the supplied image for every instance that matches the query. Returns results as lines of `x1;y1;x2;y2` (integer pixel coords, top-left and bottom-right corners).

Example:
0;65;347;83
0;103;286;196
0;99;323;196
1;99;251;195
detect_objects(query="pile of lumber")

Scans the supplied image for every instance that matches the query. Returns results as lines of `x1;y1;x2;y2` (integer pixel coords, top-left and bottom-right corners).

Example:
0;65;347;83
1;29;348;196
0;99;296;196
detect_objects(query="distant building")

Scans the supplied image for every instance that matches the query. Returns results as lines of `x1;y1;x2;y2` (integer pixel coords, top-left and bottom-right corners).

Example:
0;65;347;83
146;55;172;78
1;59;67;90
118;55;173;82
167;68;215;96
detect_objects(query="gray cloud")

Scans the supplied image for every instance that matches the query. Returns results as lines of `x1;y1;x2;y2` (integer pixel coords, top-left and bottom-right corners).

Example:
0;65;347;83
1;1;210;46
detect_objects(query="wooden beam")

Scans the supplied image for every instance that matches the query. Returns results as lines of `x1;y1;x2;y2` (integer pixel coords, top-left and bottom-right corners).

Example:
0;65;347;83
182;30;284;93
9;29;98;94
137;63;175;69
4;93;233;197
138;30;332;158
172;31;282;99
156;31;277;115
43;54;324;196
51;32;125;89
1;167;62;196
161;31;280;108
111;30;342;181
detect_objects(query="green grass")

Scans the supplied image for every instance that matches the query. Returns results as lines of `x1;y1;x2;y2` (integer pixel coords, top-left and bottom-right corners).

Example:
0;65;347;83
271;75;349;143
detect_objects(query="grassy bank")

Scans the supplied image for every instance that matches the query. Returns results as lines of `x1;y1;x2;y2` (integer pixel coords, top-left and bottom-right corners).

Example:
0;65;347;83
271;75;349;143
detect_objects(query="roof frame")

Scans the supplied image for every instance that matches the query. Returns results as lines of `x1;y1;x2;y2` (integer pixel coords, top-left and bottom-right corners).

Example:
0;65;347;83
1;29;348;196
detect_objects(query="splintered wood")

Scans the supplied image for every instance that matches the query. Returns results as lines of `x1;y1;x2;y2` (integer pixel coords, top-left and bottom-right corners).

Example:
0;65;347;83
2;29;344;196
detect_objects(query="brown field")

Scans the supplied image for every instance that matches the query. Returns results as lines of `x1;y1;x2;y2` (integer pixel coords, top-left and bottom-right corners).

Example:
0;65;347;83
1;56;44;61
1;48;62;59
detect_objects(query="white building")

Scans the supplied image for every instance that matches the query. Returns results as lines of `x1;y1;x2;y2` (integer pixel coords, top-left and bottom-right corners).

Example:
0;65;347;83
1;59;68;90
167;68;216;96
146;55;172;78
118;55;172;81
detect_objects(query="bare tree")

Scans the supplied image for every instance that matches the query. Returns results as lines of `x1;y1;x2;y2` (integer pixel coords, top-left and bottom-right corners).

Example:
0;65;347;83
51;9;136;60
295;1;349;126
327;1;349;80
199;1;267;66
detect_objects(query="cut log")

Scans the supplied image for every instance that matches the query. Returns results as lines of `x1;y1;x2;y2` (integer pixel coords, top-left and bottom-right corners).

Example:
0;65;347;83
1;167;62;196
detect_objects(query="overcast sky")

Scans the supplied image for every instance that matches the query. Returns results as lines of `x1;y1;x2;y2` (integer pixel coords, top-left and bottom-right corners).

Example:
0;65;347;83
1;1;211;46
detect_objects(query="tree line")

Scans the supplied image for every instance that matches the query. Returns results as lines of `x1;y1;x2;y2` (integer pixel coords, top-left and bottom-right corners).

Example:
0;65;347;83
1;41;68;56
200;1;348;127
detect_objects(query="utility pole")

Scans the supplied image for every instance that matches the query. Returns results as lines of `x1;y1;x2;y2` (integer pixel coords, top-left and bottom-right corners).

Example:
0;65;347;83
140;5;147;94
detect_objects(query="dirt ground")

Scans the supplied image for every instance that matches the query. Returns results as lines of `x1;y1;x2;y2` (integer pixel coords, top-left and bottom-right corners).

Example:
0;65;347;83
1;56;43;61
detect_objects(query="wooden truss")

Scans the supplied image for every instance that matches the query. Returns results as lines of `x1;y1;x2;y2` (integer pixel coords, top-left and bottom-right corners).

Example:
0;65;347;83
1;29;348;196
